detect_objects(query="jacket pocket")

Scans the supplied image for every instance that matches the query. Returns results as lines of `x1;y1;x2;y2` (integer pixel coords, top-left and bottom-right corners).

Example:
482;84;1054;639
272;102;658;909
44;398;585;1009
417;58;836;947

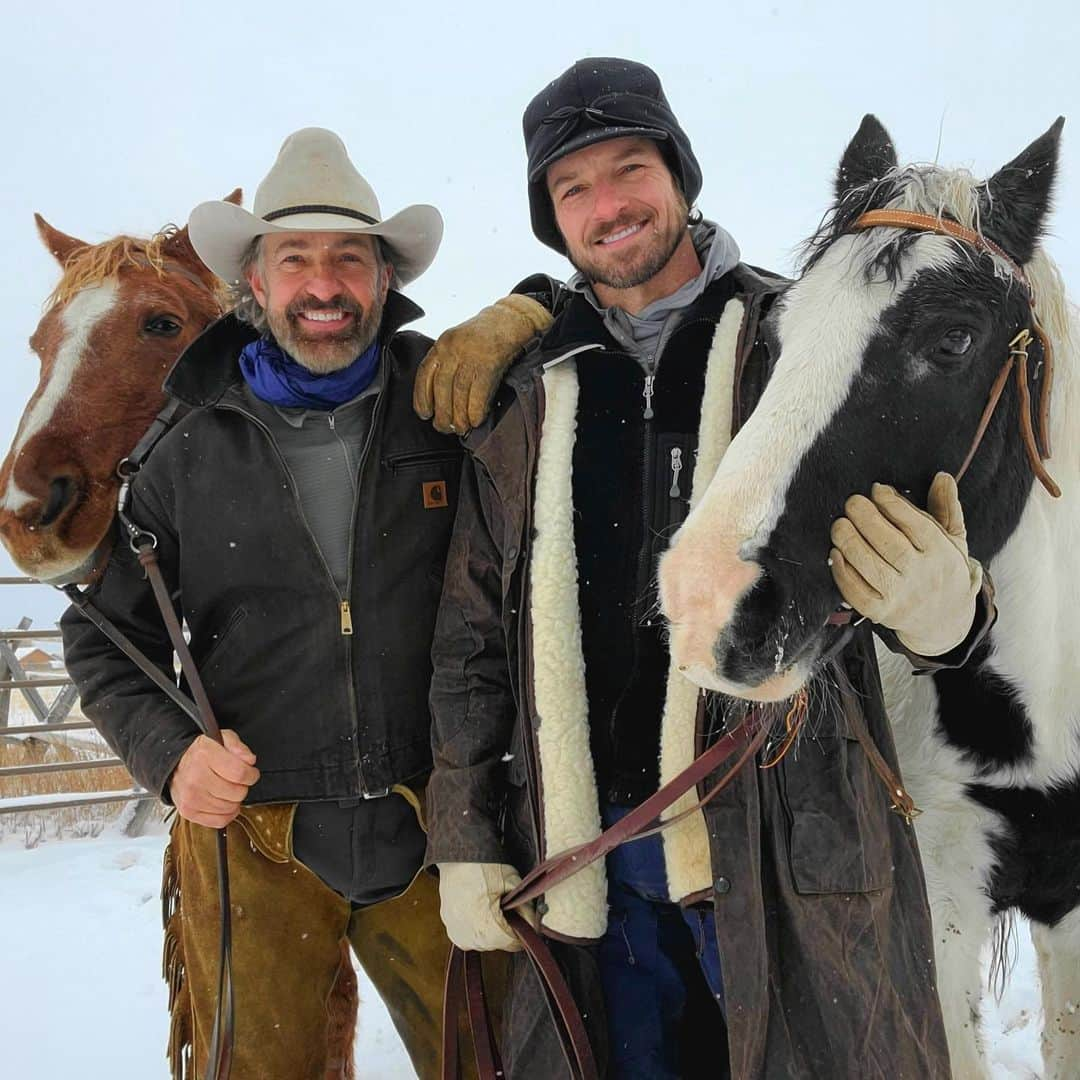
382;449;464;473
194;605;249;675
778;729;893;895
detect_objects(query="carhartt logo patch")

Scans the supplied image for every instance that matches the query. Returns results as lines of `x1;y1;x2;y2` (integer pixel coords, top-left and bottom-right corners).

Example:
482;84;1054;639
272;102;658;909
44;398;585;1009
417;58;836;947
422;481;448;509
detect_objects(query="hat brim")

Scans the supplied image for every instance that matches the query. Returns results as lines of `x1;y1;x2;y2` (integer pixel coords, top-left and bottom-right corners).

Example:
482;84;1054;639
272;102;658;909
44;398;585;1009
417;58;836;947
527;125;669;183
188;200;443;286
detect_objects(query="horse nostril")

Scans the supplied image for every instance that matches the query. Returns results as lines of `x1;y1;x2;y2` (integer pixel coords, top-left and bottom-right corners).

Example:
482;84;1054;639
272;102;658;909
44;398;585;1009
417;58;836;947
38;476;77;528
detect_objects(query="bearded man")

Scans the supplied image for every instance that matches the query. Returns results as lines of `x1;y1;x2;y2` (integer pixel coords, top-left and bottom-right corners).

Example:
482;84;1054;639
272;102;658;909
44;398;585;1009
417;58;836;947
60;127;548;1079
423;59;995;1078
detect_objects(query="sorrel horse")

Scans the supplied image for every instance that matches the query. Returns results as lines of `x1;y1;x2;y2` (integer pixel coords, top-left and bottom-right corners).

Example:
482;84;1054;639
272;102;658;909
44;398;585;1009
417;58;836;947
0;199;238;583
0;198;379;1078
660;116;1079;1077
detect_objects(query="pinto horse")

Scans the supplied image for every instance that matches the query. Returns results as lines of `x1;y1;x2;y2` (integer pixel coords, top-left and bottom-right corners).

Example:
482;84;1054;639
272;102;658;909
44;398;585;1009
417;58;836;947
660;116;1079;1078
0;200;238;583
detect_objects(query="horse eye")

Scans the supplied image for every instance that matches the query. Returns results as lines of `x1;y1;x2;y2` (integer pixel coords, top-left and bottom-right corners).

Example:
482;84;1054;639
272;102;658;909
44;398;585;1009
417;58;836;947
938;328;973;356
145;316;181;337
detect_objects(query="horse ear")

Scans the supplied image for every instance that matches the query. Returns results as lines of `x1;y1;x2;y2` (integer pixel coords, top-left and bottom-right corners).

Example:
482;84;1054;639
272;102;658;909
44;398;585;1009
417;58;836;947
161;224;199;262
980;117;1064;265
223;188;243;206
835;115;898;201
35;214;88;265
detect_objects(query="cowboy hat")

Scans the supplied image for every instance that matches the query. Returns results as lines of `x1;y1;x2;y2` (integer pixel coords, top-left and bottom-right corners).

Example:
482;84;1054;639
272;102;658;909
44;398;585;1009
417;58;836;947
188;127;443;285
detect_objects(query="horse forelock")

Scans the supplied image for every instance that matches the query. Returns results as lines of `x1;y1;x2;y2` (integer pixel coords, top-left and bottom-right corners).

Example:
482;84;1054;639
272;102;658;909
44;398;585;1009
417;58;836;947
45;227;225;311
800;163;1021;286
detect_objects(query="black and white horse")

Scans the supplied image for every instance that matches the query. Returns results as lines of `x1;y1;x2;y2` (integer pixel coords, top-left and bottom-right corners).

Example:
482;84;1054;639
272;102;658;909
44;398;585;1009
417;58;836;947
659;115;1079;1078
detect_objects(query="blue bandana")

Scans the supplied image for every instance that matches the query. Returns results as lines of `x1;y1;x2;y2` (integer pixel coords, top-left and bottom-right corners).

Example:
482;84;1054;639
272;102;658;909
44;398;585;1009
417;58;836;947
238;335;380;410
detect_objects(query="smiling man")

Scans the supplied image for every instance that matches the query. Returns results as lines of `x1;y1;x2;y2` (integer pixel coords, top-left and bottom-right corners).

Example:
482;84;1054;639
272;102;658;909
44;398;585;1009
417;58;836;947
424;59;995;1078
59;128;547;1079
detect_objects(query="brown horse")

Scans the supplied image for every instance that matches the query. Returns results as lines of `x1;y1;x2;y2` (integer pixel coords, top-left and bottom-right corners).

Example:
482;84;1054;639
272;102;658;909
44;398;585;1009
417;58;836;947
0;197;238;584
0;202;467;1079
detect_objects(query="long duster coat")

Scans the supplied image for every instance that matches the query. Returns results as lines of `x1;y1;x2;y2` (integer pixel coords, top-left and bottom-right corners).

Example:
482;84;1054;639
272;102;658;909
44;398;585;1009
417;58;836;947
427;265;986;1078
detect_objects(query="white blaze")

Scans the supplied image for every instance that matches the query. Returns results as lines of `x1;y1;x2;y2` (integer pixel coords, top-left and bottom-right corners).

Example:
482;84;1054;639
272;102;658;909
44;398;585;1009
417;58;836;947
660;233;960;695
1;284;117;512
692;234;959;548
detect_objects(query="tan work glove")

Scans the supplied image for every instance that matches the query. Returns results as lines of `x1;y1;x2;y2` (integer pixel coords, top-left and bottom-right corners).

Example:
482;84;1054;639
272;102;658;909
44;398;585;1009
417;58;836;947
829;472;982;657
437;861;533;952
413;294;552;434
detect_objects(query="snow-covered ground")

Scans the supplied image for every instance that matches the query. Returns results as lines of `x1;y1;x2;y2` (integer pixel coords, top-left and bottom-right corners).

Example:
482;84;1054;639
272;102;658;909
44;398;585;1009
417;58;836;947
0;821;1045;1079
0;826;415;1078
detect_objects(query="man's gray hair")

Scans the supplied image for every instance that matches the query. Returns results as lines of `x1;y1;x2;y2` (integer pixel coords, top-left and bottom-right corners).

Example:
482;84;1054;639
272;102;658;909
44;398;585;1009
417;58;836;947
228;236;391;332
229;237;270;332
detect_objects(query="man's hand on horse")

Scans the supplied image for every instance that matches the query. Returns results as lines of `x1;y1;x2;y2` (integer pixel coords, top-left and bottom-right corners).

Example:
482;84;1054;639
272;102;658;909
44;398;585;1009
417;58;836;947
829;472;982;657
413;294;552;434
168;729;260;829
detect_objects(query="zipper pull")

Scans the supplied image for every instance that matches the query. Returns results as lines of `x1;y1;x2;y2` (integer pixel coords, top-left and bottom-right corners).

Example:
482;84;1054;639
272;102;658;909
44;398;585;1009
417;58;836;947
340;600;353;635
669;447;683;498
328;414;336;430
643;374;655;420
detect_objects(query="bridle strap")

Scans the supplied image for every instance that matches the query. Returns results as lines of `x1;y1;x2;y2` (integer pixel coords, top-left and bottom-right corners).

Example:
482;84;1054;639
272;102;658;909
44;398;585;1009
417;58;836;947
851;209;1029;285
849;211;1060;498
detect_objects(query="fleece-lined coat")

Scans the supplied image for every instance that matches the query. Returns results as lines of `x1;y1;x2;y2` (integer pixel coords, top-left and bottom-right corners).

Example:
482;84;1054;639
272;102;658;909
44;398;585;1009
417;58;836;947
427;266;979;1078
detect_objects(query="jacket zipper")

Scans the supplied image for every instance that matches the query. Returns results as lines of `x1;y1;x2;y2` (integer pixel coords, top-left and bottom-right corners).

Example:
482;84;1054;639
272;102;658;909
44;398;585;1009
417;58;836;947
217;379;387;796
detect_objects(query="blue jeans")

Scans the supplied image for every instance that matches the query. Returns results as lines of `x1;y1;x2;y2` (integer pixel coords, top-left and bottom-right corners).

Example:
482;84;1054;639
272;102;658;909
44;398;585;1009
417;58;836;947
599;805;725;1079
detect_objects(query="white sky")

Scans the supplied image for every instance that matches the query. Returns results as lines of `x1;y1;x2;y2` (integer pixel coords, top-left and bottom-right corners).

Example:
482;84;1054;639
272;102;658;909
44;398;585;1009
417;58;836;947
2;0;1077;627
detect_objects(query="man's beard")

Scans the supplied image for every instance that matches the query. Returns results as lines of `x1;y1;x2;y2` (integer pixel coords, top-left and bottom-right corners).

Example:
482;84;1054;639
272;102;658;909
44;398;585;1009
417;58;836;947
567;199;688;291
267;290;384;374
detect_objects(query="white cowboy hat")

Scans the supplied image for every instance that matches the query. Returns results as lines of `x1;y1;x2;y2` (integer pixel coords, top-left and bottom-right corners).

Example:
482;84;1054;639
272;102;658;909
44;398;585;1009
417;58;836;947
188;127;443;285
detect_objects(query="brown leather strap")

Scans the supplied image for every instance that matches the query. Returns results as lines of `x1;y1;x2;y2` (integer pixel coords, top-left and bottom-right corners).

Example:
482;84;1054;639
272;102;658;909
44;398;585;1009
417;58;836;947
836;671;919;824
138;547;234;1080
851;210;1029;286
506;911;599;1080
503;713;767;913
954;350;1016;483
464;951;502;1079
1015;341;1061;496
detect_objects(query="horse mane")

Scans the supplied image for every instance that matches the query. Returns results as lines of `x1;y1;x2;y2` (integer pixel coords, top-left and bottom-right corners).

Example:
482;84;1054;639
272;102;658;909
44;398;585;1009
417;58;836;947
45;225;227;311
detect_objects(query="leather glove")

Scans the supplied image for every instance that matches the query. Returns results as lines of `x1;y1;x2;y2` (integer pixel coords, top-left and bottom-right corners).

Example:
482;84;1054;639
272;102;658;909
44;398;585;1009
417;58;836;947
437;861;534;952
829;472;982;656
413;294;552;434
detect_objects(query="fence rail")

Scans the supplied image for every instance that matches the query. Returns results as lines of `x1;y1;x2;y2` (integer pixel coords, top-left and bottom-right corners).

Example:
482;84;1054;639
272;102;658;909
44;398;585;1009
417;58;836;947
0;584;153;828
1;720;95;736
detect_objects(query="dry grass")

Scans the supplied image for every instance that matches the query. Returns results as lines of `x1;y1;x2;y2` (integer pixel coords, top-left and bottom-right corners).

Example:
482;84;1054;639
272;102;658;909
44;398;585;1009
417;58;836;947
0;689;161;844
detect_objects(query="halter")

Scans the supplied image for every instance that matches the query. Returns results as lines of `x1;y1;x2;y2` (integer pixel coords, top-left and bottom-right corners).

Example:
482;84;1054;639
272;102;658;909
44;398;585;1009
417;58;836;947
848;210;1060;498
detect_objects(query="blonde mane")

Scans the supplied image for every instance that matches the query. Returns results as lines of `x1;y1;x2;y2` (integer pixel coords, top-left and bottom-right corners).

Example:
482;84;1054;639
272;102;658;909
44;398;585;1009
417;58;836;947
46;226;228;311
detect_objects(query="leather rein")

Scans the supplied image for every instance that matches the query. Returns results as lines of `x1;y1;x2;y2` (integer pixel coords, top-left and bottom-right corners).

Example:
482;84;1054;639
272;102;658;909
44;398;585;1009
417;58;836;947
849;210;1060;498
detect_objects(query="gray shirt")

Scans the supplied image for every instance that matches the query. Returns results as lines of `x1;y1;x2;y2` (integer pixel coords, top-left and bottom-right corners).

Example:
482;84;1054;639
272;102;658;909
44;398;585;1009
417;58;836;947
238;375;381;594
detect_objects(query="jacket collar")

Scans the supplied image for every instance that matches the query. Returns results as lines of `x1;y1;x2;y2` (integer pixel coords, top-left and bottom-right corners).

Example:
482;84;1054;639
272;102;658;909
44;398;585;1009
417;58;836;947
163;289;424;408
536;262;789;357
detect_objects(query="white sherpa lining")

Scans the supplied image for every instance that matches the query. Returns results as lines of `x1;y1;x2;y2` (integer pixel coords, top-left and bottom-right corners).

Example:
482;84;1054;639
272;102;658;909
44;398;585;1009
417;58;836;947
659;298;746;901
530;360;607;939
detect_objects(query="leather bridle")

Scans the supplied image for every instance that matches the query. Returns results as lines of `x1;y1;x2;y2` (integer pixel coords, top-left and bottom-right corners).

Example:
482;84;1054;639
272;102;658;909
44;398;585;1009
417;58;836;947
848;209;1060;498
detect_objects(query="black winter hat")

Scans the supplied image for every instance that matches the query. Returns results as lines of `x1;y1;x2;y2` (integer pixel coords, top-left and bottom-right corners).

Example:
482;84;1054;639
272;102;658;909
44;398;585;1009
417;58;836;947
523;57;703;253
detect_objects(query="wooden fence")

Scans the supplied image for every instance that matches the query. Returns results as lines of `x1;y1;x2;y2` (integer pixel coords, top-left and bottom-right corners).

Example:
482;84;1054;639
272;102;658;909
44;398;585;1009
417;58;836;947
0;576;154;826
